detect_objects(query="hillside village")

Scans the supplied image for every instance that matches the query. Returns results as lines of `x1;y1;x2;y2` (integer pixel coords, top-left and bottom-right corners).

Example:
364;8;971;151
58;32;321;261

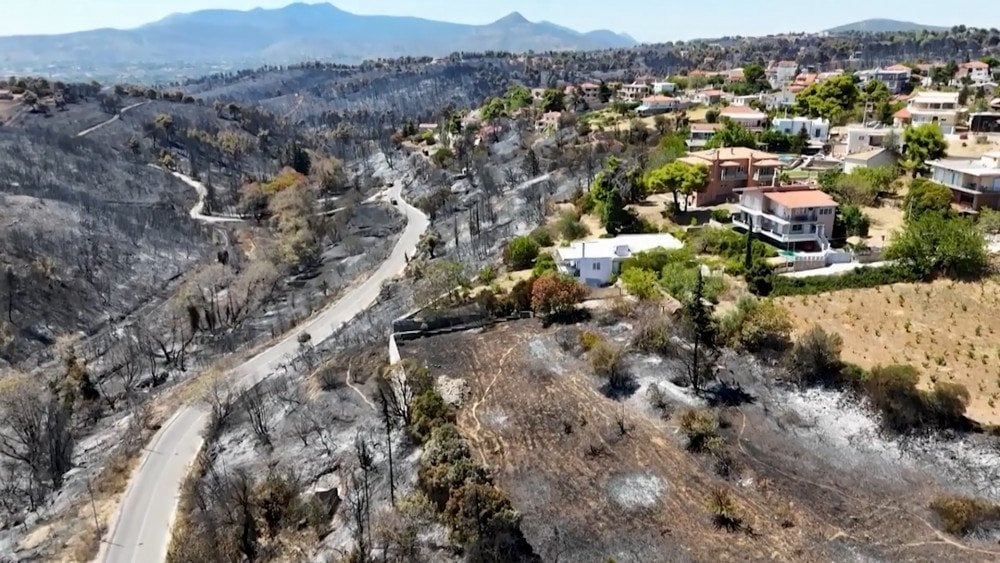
4;13;1000;563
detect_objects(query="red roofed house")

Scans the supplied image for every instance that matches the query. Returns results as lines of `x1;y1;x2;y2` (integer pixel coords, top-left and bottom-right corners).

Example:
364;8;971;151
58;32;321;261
678;147;784;206
694;89;724;105
955;60;992;85
789;73;818;93
733;185;837;250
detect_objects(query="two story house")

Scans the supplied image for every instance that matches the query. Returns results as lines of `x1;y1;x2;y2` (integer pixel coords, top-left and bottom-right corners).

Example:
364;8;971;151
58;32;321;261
733;186;837;251
719;105;768;132
678;147;785;206
618;82;652;102
856;64;913;94
771;116;831;142
637;95;686;116
556;234;684;286
894;91;962;133
927;151;1000;211
687;123;722;149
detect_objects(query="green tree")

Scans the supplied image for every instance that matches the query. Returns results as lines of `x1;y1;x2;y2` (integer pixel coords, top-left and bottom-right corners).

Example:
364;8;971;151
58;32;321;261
904;178;953;220
706;120;757;149
504;84;533;111
743;63;767;87
682;269;717;392
480;97;506;121
794;74;859;123
647;160;708;211
602;190;641;235
785;326;844;387
503;236;540;270
540;89;566;113
598;81;612;103
887;214;988;279
901;123;948;177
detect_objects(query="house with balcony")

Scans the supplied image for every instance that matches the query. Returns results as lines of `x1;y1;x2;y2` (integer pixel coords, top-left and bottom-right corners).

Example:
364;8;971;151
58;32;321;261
653;81;678;94
856;64;913;94
953;61;992;86
768;60;799;88
687;123;722;149
619;82;652;102
927;151;1000;211
678;147;785;206
733;186;837;251
556;234;684;286
771;116;830;142
894;91;962;133
840;125;904;155
719;105;768;132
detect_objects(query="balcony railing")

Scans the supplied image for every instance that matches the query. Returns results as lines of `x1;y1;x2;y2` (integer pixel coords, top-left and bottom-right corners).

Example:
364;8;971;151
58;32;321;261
721;173;748;182
789;214;819;222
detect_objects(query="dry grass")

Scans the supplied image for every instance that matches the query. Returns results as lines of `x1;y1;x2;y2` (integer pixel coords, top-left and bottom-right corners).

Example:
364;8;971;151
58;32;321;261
946;139;1000;158
778;279;1000;425
859;204;905;246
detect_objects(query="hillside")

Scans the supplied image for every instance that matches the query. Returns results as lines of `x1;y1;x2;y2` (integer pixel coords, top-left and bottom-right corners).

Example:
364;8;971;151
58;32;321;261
0;3;635;81
825;18;948;34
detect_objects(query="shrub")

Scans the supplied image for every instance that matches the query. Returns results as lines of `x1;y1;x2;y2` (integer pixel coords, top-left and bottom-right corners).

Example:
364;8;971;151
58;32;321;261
720;297;793;353
864;365;971;433
706;486;744;532
711;208;732;223
531;252;557;277
503;236;540;270
661;262;726;303
678;409;722;453
646;384;672;419
579;330;603;351
632;314;677;357
887;214;989;280
478;264;496;284
769;265;920;297
410;390;454;444
620;268;661;300
556;210;590;241
785;326;844;387
529;227;554;248
929;495;1000;536
588;340;630;392
530;273;588;316
505;279;533;312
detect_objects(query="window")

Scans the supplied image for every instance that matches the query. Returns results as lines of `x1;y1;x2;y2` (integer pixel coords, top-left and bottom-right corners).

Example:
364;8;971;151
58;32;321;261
592;262;601;271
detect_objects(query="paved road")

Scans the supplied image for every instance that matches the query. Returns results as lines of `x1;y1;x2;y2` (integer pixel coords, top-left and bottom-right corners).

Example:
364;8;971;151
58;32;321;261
76;101;148;138
99;183;428;563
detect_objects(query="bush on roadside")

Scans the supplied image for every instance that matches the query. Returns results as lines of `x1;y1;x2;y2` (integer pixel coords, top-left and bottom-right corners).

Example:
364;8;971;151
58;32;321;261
769;265;920;297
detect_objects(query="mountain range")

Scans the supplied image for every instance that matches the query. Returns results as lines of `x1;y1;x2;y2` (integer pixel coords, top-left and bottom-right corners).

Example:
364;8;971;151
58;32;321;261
824;18;949;34
0;2;636;78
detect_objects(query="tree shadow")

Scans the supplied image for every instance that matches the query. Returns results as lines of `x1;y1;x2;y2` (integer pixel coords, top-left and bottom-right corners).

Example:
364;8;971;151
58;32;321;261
705;380;757;407
601;377;640;400
542;308;592;328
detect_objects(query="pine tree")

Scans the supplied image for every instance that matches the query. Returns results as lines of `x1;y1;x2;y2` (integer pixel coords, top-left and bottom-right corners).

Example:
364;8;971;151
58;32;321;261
683;269;717;392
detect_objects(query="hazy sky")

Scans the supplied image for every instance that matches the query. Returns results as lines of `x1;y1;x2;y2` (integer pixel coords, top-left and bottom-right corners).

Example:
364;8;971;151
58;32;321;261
2;0;997;41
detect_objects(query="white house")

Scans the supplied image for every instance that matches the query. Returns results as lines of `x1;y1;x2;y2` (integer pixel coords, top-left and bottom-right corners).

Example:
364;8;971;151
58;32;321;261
953;61;992;86
556;234;684;286
763;90;797;110
652;81;678;94
687;122;722;149
843;148;897;173
894;91;962;134
771;116;830;142
843;125;903;155
928;151;1000;211
720;105;768;132
768;60;799;88
856;64;912;94
637;95;684;116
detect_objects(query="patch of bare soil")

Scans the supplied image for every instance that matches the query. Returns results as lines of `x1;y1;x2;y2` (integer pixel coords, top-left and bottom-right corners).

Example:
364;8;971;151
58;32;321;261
403;320;1000;562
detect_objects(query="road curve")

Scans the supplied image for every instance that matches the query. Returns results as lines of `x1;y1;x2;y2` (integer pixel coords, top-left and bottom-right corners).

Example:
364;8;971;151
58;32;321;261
98;183;428;563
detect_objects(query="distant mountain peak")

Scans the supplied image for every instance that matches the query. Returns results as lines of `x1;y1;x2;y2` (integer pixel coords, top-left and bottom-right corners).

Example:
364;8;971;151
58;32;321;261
825;18;947;34
494;11;530;26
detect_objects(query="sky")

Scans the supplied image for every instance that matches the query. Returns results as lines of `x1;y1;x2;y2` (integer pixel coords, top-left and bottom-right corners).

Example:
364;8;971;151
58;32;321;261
1;0;997;41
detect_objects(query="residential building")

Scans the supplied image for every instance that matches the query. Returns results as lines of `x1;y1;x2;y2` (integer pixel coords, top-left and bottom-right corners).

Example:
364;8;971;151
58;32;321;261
693;89;724;105
954;61;991;85
726;68;745;83
652;81;678;94
687;123;722;149
763;89;797;110
970;112;1000;134
719;105;768;132
578;82;603;106
842;125;903;155
789;73;818;93
556;234;684;286
768;60;799;88
927;151;1000;211
730;94;764;107
678;147;785;206
771;116;831;142
536;111;563;131
636;95;682;116
843;148;897;173
733;186;837;251
619;82;652;102
856;64;912;94
894;91;962;133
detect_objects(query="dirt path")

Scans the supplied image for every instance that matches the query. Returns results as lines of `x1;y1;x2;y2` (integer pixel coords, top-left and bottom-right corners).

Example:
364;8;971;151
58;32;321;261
76;101;148;138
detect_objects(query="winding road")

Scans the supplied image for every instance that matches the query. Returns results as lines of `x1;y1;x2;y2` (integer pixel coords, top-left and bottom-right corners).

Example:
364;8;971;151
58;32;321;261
98;182;428;563
76;101;148;138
